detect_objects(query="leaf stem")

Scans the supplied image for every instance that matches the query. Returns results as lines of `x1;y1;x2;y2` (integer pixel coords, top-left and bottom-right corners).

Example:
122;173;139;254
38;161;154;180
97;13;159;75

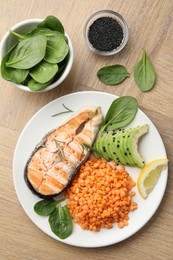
54;139;65;158
52;103;73;117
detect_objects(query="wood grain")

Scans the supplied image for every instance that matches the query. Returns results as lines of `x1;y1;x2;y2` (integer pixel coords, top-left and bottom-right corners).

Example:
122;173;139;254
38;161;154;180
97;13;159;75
0;0;173;259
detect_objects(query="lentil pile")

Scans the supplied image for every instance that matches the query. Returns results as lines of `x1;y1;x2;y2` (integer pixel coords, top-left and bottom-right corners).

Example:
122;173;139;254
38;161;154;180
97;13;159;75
64;158;137;232
88;17;124;52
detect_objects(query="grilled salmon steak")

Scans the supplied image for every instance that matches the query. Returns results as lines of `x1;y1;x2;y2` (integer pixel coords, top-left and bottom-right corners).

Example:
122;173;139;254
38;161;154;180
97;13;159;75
24;106;103;198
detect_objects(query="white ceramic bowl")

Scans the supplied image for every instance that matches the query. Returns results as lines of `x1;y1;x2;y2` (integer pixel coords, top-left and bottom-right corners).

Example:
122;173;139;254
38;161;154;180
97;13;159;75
0;19;74;92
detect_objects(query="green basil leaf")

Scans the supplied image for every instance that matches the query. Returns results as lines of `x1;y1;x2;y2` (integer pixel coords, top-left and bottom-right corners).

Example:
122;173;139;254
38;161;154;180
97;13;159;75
49;205;73;239
134;49;155;91
100;96;138;133
34;198;58;216
1;45;29;83
6;35;47;69
38;15;65;34
97;64;130;85
30;60;58;83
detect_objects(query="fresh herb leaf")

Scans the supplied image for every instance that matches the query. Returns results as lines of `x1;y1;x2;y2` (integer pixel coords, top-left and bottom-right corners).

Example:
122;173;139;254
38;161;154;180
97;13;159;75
44;31;69;63
34;198;64;216
1;45;29;83
49;205;73;239
38;15;65;34
134;49;155;91
97;64;130;85
100;96;138;133
6;35;47;69
28;78;53;91
30;60;58;84
52;103;73;117
54;139;65;158
81;143;101;156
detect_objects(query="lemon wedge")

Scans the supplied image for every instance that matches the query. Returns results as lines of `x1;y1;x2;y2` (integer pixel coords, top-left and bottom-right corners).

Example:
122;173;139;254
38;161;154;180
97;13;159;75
137;158;168;199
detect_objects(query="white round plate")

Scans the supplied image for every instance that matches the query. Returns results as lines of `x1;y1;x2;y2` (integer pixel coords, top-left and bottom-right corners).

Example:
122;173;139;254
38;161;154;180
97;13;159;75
13;91;168;247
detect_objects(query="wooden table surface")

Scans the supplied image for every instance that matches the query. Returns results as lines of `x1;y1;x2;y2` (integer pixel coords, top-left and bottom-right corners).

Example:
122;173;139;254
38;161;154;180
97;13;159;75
0;0;173;259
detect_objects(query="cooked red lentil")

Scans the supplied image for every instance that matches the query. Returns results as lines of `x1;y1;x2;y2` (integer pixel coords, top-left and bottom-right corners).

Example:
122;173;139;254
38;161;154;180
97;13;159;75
64;158;137;232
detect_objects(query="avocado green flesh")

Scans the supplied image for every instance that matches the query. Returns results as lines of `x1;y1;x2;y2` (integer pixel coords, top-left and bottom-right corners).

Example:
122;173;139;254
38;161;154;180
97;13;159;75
120;130;133;166
122;128;136;166
102;133;111;160
126;125;148;168
111;130;127;165
94;124;148;168
103;131;117;160
93;135;102;158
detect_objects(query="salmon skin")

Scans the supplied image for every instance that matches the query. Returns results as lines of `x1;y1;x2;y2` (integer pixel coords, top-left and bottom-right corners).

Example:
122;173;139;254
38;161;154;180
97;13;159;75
24;106;103;198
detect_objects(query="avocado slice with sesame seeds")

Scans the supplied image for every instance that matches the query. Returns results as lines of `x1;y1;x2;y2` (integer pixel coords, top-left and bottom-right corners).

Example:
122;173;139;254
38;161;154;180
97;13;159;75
93;134;102;158
104;131;115;160
94;124;148;168
121;128;136;166
94;133;109;160
101;132;112;160
109;130;127;165
123;124;148;168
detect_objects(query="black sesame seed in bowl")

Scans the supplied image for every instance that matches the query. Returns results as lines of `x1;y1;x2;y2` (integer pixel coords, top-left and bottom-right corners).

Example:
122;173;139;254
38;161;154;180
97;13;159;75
84;10;129;56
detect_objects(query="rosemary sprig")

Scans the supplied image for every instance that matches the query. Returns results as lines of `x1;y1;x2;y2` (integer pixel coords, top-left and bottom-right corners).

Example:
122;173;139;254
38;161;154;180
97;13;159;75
54;139;65;158
81;143;101;156
52;103;73;117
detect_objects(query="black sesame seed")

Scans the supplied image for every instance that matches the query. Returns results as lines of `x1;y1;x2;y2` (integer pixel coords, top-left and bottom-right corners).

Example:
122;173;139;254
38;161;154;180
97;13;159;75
88;17;124;52
117;144;120;148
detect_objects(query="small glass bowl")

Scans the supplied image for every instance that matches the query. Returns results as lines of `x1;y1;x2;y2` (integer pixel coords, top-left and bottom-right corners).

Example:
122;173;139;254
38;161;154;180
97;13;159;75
84;10;129;56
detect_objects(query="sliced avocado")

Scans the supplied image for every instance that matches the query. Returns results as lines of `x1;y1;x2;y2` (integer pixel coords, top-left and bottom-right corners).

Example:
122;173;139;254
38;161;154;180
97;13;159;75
120;129;133;166
121;128;136;166
93;134;109;160
106;131;116;160
94;124;148;168
93;135;102;158
103;131;117;160
113;129;129;165
125;124;148;168
101;132;112;160
109;130;125;165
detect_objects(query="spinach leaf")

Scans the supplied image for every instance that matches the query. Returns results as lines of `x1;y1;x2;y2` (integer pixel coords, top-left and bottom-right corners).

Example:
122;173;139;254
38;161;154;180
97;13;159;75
23;28;69;64
38;15;65;34
1;45;29;83
34;198;59;216
97;64;130;85
6;35;47;69
134;49;155;91
30;60;58;83
49;205;73;239
100;96;138;133
45;35;69;63
28;78;53;91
